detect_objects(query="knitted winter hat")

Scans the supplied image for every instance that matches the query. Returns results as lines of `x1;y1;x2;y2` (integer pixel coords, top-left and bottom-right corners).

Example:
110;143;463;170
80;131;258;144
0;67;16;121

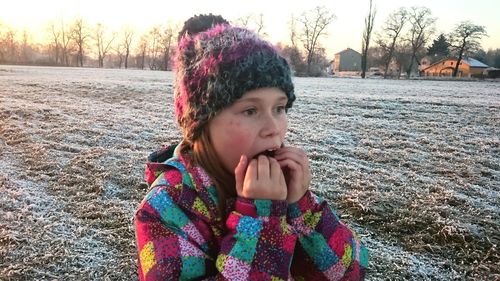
174;24;295;143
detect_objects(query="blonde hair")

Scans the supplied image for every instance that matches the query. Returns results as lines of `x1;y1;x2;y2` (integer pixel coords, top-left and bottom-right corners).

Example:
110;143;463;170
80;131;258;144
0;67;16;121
190;129;236;224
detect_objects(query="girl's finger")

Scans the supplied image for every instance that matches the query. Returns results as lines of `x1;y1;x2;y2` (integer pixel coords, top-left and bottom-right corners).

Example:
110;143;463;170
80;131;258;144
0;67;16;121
245;159;258;184
257;155;270;180
234;155;248;195
269;157;283;181
277;158;304;174
274;148;308;165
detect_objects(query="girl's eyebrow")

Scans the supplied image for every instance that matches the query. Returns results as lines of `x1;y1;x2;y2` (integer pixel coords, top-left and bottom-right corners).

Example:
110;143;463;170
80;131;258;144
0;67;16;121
235;96;288;104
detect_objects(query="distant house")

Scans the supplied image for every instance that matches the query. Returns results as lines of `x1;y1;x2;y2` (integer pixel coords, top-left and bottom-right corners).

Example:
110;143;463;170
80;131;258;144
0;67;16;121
422;57;489;77
333;48;361;72
485;67;500;78
419;56;433;72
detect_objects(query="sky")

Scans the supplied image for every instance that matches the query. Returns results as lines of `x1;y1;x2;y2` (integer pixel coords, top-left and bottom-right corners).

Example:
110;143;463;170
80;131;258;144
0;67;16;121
1;0;499;58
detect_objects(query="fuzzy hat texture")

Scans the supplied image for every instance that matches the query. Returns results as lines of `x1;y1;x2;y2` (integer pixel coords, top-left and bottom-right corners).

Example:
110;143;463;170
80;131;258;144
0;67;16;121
174;24;295;143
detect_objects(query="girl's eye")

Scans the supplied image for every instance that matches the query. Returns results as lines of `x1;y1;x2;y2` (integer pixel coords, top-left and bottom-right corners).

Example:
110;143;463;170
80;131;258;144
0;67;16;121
243;108;257;116
276;105;286;114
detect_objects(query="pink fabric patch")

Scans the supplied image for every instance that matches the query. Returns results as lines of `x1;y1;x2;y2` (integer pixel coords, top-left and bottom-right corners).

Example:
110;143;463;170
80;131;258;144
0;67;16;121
324;261;345;280
183;223;206;246
179;237;205;257
282;235;297;253
235;200;257;217
154;236;180;260
328;224;352;258
290;216;312;235
221;255;251;280
226;213;240;230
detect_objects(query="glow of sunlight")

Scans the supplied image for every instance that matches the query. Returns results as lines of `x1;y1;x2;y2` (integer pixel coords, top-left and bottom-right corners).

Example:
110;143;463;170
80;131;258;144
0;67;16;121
0;0;499;56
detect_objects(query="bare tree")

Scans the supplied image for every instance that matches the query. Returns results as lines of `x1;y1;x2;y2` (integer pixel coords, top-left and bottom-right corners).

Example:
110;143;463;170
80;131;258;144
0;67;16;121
148;26;162;70
48;21;61;65
405;6;436;77
288;14;298;47
235;14;252;28
254;13;267;37
361;0;376;78
297;6;336;76
0;22;4;62
376;7;408;78
70;17;90;67
60;18;72;66
4;27;17;62
21;29;30;63
94;23;116;68
122;27;134;69
160;26;174;71
113;44;124;68
394;41;412;79
448;21;487;77
137;35;148;70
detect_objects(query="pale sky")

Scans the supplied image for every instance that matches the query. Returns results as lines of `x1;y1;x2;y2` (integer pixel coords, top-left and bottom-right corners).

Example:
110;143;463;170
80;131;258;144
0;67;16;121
1;0;499;58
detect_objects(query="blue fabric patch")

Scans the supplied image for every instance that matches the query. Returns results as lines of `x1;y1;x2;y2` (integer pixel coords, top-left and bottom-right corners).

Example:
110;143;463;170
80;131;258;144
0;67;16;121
359;244;369;268
287;203;302;218
299;233;339;271
148;189;189;229
181;256;205;279
207;185;219;207
254;200;272;216
236;216;262;237
228;237;258;263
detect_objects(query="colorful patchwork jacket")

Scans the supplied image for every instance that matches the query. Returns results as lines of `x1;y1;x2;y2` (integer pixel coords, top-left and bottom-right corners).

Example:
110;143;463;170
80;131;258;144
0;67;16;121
135;144;368;280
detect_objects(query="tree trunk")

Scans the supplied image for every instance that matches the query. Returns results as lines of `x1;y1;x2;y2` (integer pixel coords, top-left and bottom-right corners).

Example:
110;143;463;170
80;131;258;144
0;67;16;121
125;51;129;69
453;53;463;77
453;41;466;77
361;56;367;78
361;0;375;79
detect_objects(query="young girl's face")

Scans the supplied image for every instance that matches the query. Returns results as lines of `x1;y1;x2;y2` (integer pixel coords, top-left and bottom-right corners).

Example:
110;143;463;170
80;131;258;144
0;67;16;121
208;87;289;173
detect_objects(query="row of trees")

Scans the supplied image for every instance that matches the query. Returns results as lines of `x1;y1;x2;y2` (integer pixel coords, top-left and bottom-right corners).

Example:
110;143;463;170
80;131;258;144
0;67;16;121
361;4;490;78
1;5;496;78
0;17;178;71
0;7;336;76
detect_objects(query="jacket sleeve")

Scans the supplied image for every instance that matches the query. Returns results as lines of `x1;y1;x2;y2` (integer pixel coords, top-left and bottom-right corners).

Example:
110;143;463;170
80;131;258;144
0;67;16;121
287;191;369;280
217;198;297;280
135;169;219;280
135;169;298;280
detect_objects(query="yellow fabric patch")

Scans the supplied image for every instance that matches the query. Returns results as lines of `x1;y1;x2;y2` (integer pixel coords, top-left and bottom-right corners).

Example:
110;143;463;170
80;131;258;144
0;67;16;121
271;276;284;281
303;211;321;228
216;254;227;272
175;183;183;190
140;241;156;276
212;225;221;237
193;197;210;218
342;244;353;267
280;216;290;234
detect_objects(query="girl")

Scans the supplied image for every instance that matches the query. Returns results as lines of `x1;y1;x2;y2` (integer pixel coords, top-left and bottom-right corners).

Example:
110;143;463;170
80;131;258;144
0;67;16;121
135;24;368;280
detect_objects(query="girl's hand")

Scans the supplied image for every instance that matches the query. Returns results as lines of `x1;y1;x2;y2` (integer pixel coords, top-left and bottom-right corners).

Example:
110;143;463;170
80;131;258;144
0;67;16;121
235;155;287;201
274;146;311;203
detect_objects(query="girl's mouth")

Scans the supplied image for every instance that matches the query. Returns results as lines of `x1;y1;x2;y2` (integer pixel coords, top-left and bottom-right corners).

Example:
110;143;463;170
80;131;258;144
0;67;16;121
253;149;277;159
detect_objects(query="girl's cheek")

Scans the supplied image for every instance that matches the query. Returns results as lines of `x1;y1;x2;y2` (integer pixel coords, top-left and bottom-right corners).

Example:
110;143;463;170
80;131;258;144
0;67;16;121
225;120;250;143
227;129;251;147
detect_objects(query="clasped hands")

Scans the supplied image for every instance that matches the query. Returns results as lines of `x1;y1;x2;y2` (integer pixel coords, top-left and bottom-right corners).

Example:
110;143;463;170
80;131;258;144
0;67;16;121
235;146;311;204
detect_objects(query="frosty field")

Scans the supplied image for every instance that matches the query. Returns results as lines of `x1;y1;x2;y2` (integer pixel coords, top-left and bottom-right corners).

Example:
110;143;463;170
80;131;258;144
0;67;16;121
0;65;498;280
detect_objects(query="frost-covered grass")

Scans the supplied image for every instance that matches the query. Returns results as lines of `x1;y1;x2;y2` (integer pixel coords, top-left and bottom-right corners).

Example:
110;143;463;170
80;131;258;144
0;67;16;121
0;65;498;280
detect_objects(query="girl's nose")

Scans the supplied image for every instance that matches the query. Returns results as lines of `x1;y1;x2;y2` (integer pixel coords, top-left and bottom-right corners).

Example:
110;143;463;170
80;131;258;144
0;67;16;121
260;113;280;138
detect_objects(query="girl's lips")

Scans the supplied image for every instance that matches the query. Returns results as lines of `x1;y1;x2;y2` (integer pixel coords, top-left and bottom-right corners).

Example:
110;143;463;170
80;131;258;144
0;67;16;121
252;149;276;159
